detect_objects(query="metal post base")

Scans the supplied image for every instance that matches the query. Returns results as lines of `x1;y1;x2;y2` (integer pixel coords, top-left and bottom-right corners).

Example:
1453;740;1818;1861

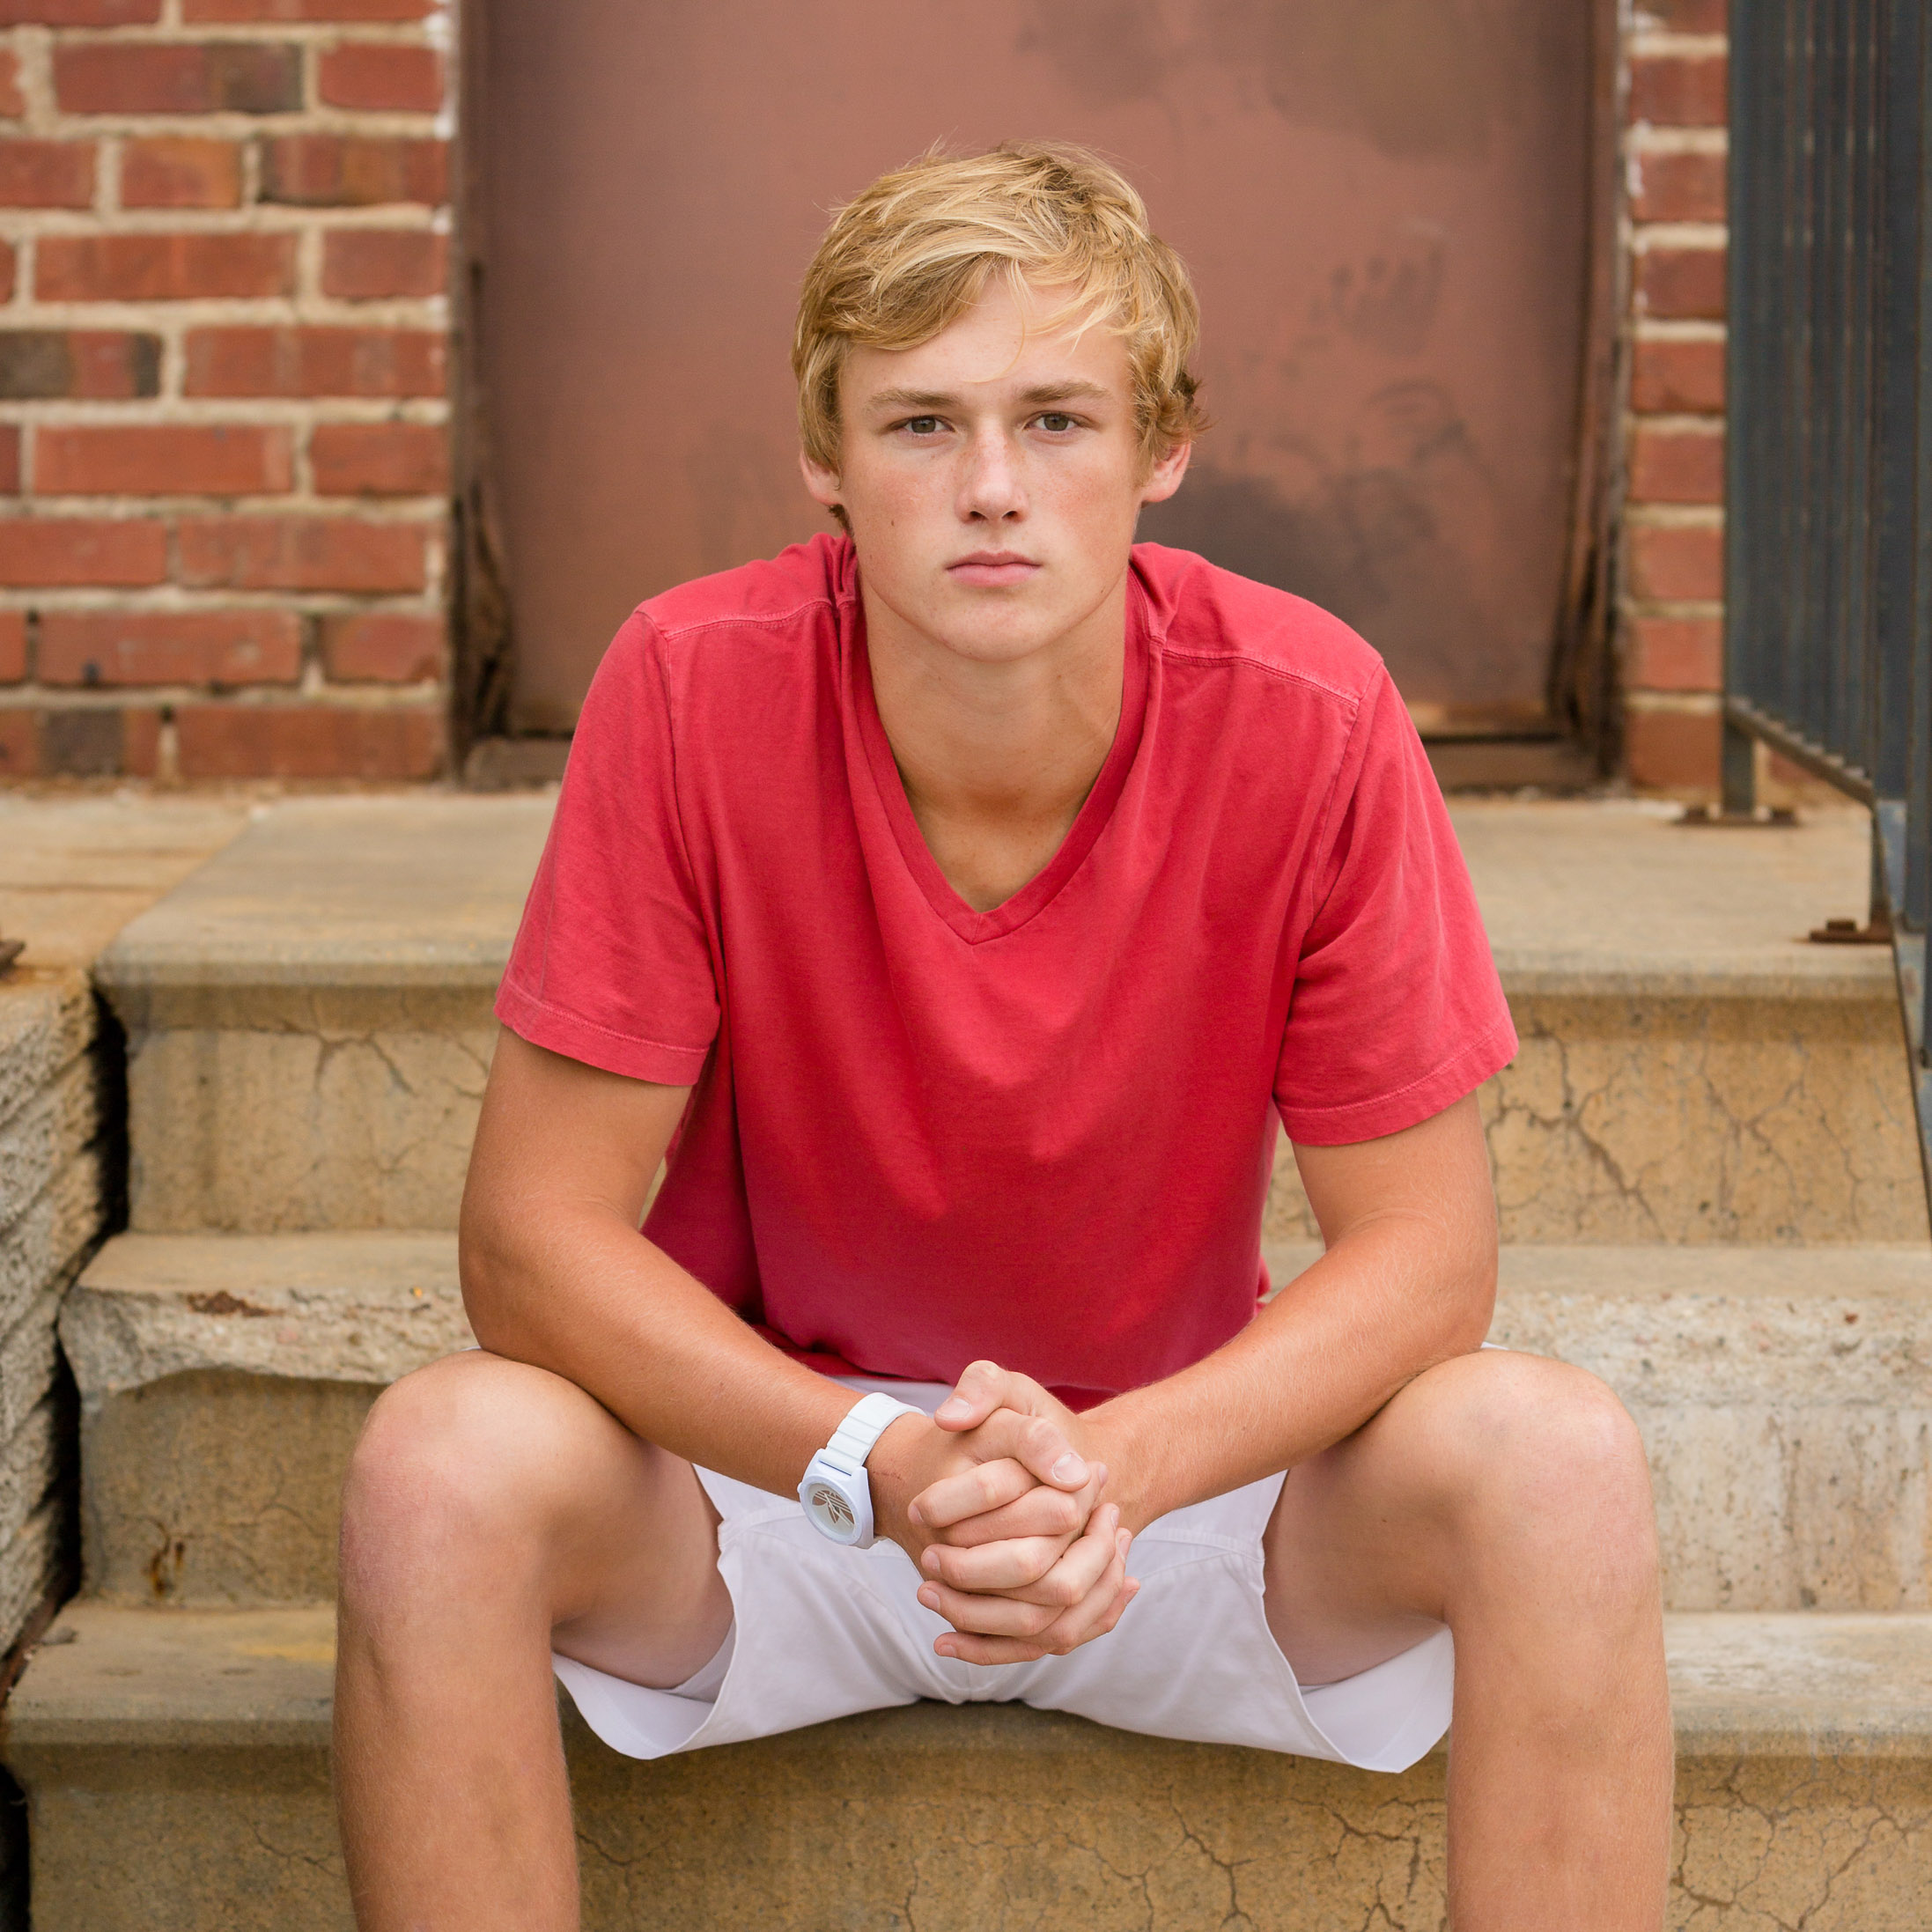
1675;803;1799;827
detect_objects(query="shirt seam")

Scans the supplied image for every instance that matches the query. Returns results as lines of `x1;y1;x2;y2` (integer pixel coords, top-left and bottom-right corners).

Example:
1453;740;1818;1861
651;596;837;641
1289;664;1380;941
1157;645;1365;712
500;975;712;1061
535;773;561;1007
639;616;724;997
1279;1009;1515;1120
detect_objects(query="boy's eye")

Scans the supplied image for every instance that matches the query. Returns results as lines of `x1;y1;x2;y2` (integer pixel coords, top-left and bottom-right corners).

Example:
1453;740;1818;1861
904;417;942;436
1036;413;1075;432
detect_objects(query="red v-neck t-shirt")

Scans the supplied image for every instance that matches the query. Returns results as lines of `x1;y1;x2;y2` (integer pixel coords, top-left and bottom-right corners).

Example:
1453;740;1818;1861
497;535;1515;1405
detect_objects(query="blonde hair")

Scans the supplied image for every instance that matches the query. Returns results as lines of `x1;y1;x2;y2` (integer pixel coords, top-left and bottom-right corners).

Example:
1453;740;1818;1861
793;143;1206;482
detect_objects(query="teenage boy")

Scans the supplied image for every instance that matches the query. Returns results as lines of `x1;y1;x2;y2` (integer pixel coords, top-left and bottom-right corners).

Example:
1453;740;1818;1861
335;145;1671;1930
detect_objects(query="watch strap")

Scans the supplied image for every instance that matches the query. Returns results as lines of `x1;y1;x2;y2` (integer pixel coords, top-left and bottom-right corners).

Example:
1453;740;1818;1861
820;1391;919;1474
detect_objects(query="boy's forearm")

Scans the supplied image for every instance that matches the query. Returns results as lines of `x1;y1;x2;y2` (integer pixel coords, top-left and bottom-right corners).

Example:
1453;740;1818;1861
461;1200;1088;1587
1083;1216;1494;1532
461;1198;855;1500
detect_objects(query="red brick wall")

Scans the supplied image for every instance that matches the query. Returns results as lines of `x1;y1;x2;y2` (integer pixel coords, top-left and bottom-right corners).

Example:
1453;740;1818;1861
0;0;450;784
1621;0;1729;793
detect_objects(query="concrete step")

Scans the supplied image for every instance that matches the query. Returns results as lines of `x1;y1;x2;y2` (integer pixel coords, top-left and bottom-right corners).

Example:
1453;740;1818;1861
95;793;554;1238
64;1231;462;1606
1403;802;1924;1248
4;1601;1928;1930
60;1231;1932;1615
93;795;1923;1243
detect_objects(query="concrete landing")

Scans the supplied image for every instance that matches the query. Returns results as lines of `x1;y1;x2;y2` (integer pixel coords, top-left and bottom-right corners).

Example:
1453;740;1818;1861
94;792;554;1000
1457;798;1884;999
79;793;1883;999
0;792;250;974
5;1603;1930;1932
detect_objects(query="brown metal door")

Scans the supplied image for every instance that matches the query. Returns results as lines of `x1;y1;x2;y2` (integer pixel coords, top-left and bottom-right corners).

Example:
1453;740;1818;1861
473;0;1600;738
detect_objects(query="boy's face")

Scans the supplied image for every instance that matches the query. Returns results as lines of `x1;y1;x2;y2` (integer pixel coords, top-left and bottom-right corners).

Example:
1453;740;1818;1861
801;277;1191;667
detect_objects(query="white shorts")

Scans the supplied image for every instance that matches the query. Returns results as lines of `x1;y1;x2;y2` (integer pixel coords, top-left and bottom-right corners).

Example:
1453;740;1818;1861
554;1381;1455;1774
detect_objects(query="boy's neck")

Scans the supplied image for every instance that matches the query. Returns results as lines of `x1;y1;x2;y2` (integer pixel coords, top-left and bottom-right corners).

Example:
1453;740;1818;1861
863;569;1129;914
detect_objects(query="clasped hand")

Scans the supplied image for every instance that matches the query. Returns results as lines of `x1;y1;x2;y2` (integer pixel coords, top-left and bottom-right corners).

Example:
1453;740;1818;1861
874;1362;1138;1665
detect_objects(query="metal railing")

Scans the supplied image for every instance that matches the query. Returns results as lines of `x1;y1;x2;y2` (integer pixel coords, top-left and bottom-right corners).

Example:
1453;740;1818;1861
1722;0;1932;1197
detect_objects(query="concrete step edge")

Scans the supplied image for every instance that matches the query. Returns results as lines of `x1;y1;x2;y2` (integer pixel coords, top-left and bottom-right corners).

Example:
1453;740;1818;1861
7;1604;1932;1765
63;1229;1932;1405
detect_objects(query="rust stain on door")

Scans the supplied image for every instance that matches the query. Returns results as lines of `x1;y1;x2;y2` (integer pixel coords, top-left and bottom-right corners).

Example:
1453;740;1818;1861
476;0;1594;735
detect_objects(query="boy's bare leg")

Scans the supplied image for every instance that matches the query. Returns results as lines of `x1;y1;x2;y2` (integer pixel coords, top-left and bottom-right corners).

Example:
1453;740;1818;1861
1264;1348;1673;1931
334;1349;733;1932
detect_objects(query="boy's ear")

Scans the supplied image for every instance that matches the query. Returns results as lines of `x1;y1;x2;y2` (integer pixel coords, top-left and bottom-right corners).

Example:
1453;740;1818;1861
1139;438;1192;508
800;446;844;512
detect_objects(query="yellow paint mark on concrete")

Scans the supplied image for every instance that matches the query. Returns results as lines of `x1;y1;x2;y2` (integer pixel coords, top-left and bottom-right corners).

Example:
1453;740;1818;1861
237;1641;336;1664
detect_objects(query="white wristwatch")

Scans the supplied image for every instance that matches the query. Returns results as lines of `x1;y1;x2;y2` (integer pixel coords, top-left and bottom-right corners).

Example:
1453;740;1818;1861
797;1391;920;1548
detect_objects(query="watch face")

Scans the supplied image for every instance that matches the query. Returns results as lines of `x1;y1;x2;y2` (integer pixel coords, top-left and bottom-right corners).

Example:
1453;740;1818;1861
808;1484;855;1534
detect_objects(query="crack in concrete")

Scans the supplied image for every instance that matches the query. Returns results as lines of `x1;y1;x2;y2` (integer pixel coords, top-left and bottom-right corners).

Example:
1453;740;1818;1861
1474;998;1928;1244
1162;1791;1248;1927
1665;1749;1931;1932
366;1035;420;1101
572;1821;638;1873
244;1817;339;1877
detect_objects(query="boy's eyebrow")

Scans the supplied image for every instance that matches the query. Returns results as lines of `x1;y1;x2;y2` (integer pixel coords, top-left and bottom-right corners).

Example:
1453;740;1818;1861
1016;380;1112;405
860;379;1115;413
863;387;959;412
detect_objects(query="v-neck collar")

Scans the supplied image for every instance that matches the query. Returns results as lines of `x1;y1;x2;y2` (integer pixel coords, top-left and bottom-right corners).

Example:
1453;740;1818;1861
850;576;1151;946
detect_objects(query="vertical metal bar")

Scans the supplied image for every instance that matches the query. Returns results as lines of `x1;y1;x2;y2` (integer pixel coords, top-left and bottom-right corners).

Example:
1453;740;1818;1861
1913;0;1932;943
1818;0;1843;754
1781;0;1807;735
1840;0;1877;780
1805;0;1843;753
1720;716;1759;813
1870;0;1921;810
1784;0;1809;733
1724;0;1764;775
1758;0;1788;725
1875;0;1932;1217
1777;0;1808;734
1900;0;1932;1187
1887;0;1932;1148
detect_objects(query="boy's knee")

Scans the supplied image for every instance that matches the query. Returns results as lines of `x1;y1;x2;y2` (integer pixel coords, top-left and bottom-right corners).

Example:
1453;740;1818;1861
339;1353;586;1596
1420;1353;1657;1586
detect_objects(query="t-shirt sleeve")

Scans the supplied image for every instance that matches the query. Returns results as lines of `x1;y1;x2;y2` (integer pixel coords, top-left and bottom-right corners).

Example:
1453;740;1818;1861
1274;667;1516;1145
494;611;719;1086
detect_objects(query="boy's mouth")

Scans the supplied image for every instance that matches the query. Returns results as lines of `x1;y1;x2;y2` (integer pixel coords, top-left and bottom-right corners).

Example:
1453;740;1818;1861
948;550;1040;588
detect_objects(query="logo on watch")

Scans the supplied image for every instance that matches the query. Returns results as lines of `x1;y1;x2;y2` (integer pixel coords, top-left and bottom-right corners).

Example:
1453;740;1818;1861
809;1484;854;1531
